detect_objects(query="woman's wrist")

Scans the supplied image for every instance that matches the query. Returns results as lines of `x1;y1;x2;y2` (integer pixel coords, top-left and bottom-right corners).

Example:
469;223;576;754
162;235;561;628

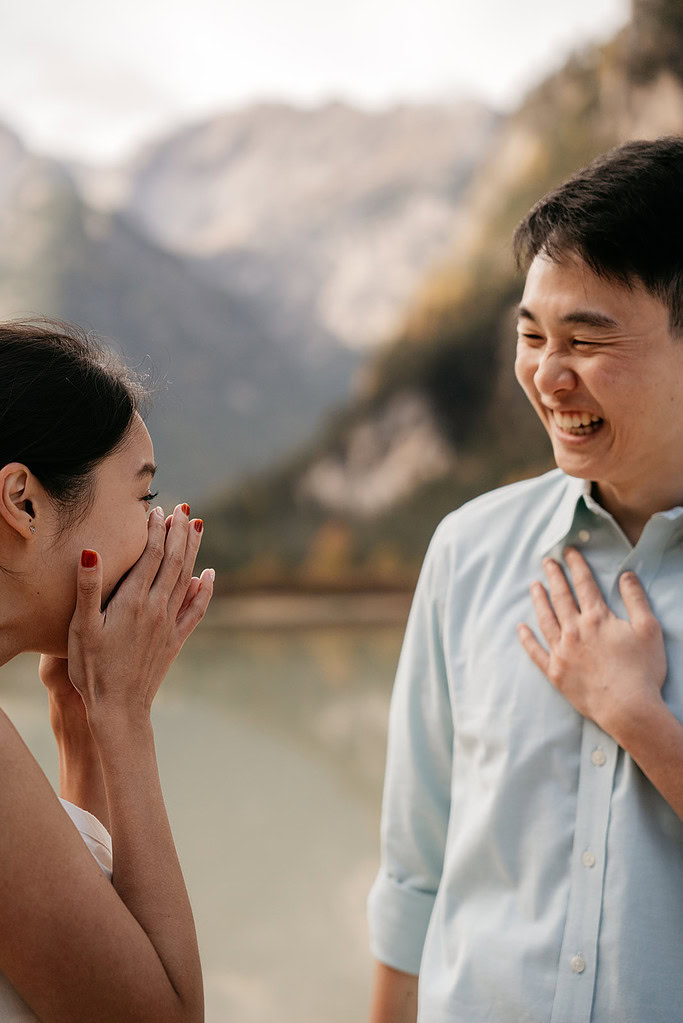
86;705;154;752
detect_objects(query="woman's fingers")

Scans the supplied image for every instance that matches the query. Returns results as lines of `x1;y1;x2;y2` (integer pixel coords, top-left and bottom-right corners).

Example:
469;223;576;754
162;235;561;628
175;568;214;640
516;623;550;675
73;549;104;627
150;503;191;597
121;505;167;597
168;518;204;618
176;577;201;620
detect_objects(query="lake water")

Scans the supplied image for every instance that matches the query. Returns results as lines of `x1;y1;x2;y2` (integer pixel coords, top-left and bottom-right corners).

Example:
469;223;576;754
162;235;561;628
0;613;406;1023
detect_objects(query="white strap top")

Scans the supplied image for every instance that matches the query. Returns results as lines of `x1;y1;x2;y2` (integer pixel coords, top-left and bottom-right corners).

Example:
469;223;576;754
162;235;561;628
0;799;113;1020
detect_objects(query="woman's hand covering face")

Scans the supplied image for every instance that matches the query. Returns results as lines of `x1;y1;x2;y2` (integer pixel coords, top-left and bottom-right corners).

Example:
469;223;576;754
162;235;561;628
66;503;213;727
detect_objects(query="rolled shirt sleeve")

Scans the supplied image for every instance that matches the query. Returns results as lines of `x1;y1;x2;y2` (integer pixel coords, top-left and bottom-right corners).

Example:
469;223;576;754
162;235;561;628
368;519;454;974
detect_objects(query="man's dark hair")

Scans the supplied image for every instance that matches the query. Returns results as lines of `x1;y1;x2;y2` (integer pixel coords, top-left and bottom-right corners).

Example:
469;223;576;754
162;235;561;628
513;136;683;333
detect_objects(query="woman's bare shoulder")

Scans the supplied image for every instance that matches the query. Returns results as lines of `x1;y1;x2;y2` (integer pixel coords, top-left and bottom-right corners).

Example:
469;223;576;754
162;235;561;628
0;703;107;891
0;705;44;779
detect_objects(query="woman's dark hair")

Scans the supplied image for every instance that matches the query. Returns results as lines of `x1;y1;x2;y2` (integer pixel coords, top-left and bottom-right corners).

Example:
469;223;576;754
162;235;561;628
513;136;683;334
0;318;155;544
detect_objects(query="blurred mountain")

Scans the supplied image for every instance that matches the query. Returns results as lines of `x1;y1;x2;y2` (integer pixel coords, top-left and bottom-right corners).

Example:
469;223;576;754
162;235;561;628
111;100;500;356
0;137;353;502
199;0;683;590
0;101;500;504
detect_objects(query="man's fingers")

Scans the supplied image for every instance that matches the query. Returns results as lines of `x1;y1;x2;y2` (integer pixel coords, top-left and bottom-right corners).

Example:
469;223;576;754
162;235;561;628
517;623;550;676
543;558;579;621
74;549;103;625
530;581;561;645
563;546;606;613
619;572;659;633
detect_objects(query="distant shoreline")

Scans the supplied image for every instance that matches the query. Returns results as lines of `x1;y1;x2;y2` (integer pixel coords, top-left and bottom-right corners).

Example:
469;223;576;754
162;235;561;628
203;590;413;630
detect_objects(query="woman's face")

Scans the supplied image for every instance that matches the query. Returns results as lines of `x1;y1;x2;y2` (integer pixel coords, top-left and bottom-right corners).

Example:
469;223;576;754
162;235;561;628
33;413;159;656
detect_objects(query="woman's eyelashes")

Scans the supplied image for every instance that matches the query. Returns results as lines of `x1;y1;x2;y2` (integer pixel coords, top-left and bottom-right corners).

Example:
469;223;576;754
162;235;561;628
142;490;159;504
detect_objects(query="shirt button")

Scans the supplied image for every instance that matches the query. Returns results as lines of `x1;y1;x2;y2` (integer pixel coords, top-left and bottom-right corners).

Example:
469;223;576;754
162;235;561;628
591;748;607;767
577;529;591;543
582;851;596;868
570;954;586;974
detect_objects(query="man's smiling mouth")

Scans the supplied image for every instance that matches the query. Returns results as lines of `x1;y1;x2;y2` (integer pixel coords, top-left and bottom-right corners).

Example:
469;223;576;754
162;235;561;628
550;409;604;436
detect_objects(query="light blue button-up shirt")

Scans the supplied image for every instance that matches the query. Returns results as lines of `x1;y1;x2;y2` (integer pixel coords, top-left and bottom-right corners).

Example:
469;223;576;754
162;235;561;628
368;468;683;1023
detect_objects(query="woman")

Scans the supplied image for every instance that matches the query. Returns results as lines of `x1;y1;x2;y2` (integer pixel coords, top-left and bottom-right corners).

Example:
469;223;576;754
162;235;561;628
0;319;213;1022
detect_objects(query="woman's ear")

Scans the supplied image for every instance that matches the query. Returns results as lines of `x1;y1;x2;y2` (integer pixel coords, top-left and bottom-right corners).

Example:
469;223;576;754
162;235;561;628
0;463;38;538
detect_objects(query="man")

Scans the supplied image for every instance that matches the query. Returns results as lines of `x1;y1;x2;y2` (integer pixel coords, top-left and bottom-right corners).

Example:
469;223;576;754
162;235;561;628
367;137;683;1023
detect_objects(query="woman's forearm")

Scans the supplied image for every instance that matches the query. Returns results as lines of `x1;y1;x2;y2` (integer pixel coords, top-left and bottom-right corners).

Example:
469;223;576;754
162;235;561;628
49;696;110;831
91;710;204;1020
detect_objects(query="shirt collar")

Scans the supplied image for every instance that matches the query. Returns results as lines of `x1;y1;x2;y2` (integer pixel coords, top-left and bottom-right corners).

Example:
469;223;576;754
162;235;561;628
537;474;593;558
538;473;683;559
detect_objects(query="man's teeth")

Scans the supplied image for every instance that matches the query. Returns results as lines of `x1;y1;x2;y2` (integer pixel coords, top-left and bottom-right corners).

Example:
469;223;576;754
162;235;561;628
553;411;602;429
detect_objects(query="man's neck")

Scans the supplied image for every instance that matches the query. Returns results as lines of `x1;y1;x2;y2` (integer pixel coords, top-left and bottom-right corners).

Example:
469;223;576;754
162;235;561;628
592;478;683;547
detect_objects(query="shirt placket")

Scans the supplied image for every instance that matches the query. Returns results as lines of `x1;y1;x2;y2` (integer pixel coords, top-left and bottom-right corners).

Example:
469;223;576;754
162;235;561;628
549;720;616;1023
549;507;678;1023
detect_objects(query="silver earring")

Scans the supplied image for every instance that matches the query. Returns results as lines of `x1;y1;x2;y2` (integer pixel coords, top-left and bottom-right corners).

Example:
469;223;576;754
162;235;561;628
29;524;35;534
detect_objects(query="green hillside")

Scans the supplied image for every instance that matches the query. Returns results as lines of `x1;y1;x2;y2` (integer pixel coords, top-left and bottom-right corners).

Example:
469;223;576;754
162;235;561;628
199;0;683;591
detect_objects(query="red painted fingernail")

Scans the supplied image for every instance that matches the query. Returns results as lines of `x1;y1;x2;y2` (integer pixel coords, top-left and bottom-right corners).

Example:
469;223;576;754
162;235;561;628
81;550;97;568
194;519;203;533
181;503;190;516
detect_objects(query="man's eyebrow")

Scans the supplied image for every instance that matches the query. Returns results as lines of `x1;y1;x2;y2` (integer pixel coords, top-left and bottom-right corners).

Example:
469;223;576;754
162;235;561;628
135;462;158;480
516;305;619;329
559;309;619;329
516;305;536;321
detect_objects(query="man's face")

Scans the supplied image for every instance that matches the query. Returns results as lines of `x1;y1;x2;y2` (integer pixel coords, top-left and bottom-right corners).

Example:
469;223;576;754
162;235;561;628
515;252;683;493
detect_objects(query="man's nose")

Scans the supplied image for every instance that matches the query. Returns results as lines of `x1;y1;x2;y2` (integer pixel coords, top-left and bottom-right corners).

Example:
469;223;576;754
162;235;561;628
533;349;577;397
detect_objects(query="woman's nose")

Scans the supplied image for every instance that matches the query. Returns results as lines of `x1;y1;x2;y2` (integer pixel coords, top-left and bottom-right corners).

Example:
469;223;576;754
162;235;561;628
533;349;577;398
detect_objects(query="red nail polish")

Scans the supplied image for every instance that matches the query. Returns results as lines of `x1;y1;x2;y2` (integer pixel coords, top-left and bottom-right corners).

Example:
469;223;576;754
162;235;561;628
194;519;203;533
81;550;97;568
181;503;190;516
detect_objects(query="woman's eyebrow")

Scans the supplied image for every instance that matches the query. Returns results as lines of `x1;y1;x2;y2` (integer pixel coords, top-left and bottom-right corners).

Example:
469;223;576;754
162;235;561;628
135;462;158;480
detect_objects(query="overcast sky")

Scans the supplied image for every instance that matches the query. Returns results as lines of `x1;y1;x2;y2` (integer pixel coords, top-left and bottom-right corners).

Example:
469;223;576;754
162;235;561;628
0;0;629;165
